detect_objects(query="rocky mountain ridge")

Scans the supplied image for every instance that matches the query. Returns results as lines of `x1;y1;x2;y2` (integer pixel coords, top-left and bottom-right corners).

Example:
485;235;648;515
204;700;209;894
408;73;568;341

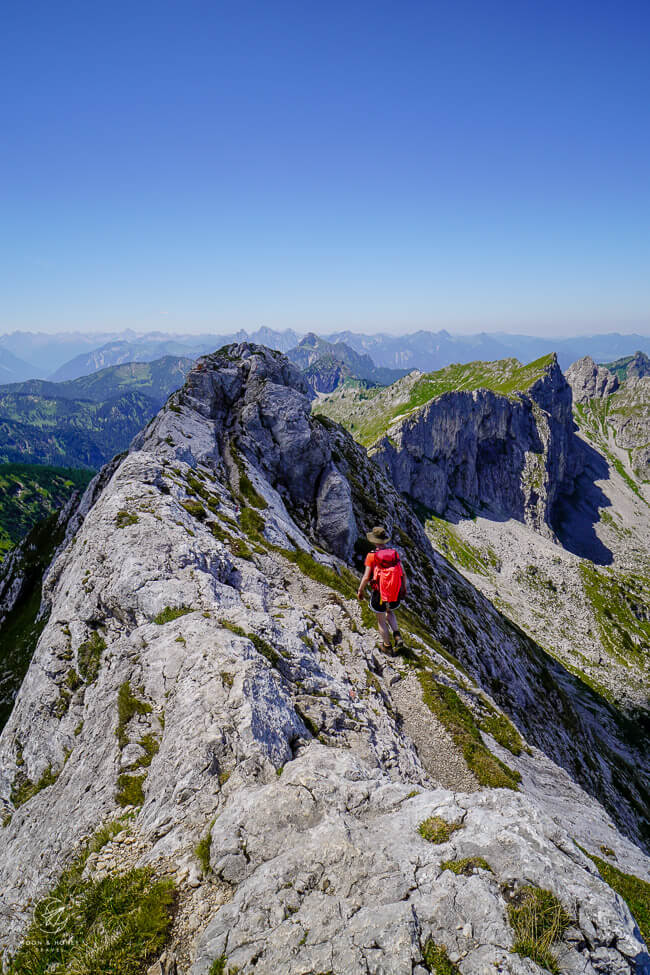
354;354;581;535
0;345;648;973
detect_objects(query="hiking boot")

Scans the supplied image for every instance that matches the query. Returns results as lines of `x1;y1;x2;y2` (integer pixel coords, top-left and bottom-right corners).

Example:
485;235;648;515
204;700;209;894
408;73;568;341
393;632;404;652
380;642;396;656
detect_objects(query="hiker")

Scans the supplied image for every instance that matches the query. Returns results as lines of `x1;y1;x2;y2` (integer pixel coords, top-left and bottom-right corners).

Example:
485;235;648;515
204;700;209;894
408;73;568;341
357;526;406;654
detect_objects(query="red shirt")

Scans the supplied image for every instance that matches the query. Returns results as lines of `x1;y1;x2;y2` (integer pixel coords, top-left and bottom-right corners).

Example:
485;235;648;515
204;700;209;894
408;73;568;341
365;551;379;588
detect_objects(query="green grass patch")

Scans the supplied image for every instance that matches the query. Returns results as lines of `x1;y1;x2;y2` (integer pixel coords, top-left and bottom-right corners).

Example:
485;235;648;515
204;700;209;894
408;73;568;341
77;631;106;683
418;816;463;845
579;562;650;666
195;832;212;874
418;672;521;789
507;886;572;975
116;510;139;528
229;536;254;560
440;856;493;876
231;442;268;509
182;499;206;520
220;620;284;668
585;851;650;945
153;605;192;625
116;681;153;749
4;828;175;974
241;505;266;537
479;707;524;756
422;939;461;974
208;957;241;975
425;513;499;577
115;772;147;807
10;763;60;808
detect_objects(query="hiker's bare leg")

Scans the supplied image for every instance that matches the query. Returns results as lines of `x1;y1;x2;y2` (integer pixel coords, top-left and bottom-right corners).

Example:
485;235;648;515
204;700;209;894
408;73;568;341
386;610;398;634
376;613;391;645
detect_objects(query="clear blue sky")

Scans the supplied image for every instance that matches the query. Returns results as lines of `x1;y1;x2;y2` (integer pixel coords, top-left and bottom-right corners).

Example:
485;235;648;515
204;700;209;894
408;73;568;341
2;0;649;335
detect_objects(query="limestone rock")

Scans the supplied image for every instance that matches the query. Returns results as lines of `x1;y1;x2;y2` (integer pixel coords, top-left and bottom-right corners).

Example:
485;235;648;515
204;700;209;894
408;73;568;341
371;354;580;534
566;355;619;403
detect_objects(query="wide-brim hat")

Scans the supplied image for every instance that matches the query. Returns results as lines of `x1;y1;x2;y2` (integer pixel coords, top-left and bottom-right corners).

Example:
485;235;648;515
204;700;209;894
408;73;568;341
366;525;391;546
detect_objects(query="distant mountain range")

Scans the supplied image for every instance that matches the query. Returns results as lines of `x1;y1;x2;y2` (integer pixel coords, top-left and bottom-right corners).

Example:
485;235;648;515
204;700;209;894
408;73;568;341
0;356;194;468
286;333;408;393
1;328;650;383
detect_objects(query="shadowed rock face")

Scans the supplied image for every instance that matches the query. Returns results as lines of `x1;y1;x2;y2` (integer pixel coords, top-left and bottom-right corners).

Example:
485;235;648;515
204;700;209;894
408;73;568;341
370;355;580;534
170;343;358;560
566;355;619;403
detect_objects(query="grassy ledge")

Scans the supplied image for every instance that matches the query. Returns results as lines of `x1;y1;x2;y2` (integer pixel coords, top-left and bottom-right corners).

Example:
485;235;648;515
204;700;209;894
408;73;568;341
418;672;521;789
584;850;650;945
3;822;175;975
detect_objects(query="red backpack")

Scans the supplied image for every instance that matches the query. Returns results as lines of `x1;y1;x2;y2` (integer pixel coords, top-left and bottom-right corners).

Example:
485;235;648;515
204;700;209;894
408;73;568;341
372;548;404;602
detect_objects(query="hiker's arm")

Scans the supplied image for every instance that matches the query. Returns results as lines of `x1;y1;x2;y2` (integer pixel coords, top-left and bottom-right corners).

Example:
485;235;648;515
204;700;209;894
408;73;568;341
357;566;372;600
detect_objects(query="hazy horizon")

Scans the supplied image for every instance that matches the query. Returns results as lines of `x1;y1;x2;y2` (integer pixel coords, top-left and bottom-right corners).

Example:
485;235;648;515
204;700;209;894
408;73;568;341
2;323;650;340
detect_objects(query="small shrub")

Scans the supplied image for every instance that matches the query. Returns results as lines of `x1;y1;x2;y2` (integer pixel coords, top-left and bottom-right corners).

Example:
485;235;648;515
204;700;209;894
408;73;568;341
440;856;493;876
418;815;463;845
422;940;460;974
116;510;139;528
220;671;234;688
65;667;83;691
77;631;106;683
115;773;146;807
195;832;211;874
54;687;72;718
153;605;192;625
123;734;160;771
507;886;572;974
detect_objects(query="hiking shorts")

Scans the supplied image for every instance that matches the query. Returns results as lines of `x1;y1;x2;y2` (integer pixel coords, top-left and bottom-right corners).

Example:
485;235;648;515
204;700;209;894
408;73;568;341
370;589;402;614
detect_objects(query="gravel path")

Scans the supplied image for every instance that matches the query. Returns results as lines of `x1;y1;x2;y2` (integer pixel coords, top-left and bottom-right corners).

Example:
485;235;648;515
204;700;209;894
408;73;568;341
391;671;478;792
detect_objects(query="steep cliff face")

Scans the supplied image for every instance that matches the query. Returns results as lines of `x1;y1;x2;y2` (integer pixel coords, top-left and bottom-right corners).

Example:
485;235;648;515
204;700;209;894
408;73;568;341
0;345;648;973
370;354;580;534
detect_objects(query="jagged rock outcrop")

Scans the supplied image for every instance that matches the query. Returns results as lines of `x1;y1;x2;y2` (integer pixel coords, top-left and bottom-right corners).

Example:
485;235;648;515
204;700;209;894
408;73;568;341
0;344;648;972
371;354;580;534
627;352;650;381
566;355;619;403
